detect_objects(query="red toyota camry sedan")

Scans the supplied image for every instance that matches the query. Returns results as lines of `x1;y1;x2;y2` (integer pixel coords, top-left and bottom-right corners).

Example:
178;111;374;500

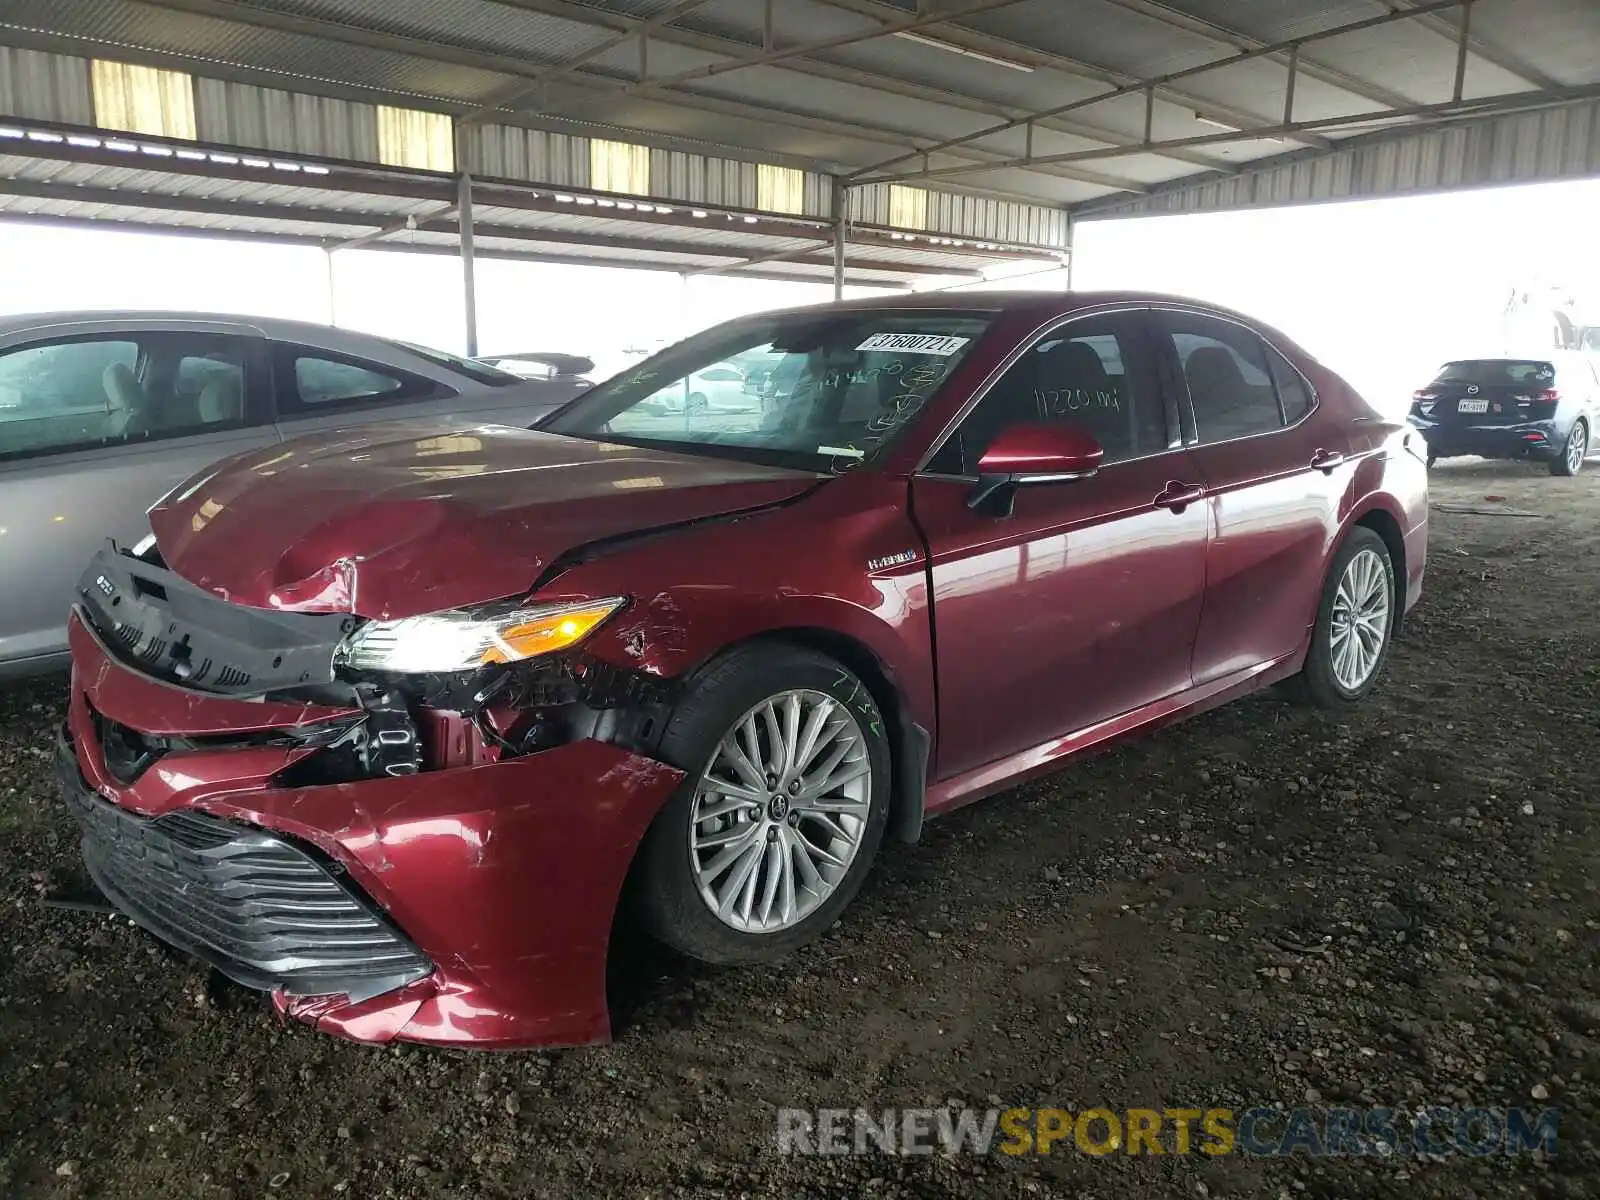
57;292;1428;1049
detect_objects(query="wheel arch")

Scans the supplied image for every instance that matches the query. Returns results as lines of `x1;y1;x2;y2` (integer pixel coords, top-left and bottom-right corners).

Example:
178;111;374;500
1346;501;1407;634
685;626;929;846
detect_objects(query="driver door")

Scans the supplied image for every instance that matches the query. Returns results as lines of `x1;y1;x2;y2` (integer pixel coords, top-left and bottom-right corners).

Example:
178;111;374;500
910;310;1211;781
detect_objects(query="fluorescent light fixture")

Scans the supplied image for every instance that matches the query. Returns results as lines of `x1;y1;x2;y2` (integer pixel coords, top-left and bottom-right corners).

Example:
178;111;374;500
893;30;1034;72
1195;111;1285;142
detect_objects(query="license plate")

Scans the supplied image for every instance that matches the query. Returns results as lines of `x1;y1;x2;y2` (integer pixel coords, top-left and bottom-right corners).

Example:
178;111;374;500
1458;398;1489;413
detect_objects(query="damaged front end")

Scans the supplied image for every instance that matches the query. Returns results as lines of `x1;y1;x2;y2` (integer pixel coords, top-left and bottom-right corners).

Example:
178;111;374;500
60;540;687;1048
77;539;680;781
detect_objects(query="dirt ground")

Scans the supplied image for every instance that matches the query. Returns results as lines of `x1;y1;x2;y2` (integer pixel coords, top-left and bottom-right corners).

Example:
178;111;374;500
2;457;1598;1200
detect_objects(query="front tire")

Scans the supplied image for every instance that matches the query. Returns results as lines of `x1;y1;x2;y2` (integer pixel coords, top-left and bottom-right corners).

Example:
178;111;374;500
1287;527;1397;709
1551;419;1588;477
632;644;891;965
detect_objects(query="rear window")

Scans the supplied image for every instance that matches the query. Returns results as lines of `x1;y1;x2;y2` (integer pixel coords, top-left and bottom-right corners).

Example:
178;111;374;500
1432;360;1556;387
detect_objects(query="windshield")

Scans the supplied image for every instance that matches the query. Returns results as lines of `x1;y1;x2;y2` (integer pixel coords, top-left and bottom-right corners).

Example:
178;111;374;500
1432;360;1556;387
542;309;995;470
393;340;523;387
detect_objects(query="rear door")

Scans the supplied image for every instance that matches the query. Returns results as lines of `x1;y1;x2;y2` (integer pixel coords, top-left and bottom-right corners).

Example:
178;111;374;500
1416;359;1559;429
0;323;275;668
269;343;467;439
1150;307;1350;686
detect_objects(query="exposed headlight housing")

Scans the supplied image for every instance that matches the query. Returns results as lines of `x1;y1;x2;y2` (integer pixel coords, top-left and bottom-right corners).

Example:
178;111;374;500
336;597;626;675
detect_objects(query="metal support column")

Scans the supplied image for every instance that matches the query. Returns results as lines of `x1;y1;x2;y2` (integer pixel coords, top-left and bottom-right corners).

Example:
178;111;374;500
458;172;479;357
1063;214;1075;292
831;177;847;301
324;245;338;326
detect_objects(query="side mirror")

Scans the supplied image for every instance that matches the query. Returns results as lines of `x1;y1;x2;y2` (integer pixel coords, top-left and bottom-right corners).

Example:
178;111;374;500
968;422;1104;514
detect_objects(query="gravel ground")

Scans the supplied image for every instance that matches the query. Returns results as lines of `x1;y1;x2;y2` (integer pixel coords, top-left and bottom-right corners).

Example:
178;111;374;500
2;457;1597;1200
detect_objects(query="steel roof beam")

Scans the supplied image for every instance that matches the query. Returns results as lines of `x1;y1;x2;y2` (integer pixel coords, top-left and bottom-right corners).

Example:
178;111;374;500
126;0;568;83
497;0;1231;173
0;211;913;287
870;80;1600;184
1382;0;1563;92
0;117;1067;256
525;0;1031;120
456;0;716;127
808;0;1330;152
116;0;1146;198
531;70;1153;195
1100;0;1419;110
0;179;986;275
848;0;1474;182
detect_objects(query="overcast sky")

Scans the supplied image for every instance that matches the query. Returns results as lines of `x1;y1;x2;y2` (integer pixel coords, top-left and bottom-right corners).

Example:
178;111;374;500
2;175;1596;409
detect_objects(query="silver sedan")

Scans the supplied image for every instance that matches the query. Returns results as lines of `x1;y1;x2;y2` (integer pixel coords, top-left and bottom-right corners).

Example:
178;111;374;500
0;312;587;678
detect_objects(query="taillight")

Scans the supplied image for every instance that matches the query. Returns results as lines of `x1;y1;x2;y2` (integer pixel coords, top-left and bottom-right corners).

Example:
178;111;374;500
1533;389;1560;404
1413;390;1437;402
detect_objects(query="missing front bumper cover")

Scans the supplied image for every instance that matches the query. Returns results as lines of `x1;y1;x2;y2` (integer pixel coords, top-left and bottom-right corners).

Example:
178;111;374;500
76;540;353;697
56;726;432;1003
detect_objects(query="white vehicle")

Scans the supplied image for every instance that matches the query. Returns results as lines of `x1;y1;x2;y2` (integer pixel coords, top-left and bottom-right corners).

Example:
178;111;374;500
0;311;589;677
642;362;751;413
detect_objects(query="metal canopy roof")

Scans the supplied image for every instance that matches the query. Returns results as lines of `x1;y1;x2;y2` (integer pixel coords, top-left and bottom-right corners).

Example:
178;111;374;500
0;0;1596;285
0;118;1019;288
3;0;1596;206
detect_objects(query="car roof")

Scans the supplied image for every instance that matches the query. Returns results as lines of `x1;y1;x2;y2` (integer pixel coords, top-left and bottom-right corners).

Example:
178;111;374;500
0;309;398;346
750;288;1271;324
0;310;512;388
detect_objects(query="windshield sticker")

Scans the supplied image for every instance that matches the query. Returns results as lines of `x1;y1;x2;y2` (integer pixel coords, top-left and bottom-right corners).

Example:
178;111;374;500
855;333;971;356
817;444;866;458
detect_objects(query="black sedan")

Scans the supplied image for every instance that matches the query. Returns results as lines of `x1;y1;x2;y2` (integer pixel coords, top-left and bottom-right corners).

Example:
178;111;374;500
1408;354;1597;476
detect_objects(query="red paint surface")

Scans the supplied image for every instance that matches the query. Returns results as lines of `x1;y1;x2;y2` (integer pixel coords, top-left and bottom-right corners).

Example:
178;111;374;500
149;421;819;619
976;421;1105;477
67;292;1429;1049
67;613;684;1048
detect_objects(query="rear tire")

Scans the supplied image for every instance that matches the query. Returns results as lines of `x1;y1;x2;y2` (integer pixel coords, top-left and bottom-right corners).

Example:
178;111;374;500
1550;419;1588;477
1286;527;1397;710
632;643;891;965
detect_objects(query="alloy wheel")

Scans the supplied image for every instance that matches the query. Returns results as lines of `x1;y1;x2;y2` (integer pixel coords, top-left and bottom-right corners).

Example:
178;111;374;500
1569;423;1589;474
688;690;872;934
1329;547;1392;692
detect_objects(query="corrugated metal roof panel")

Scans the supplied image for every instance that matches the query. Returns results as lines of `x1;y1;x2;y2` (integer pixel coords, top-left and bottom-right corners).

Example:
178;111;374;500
241;0;612;64
195;79;382;161
1;0;506;103
1079;96;1600;219
0;45;92;124
465;124;590;188
849;185;1068;248
2;0;1594;225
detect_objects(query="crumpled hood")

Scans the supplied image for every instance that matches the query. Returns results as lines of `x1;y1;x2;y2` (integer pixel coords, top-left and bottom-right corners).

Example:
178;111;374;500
149;420;819;618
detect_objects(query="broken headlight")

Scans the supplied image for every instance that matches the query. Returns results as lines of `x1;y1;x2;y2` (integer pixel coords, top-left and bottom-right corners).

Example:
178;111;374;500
335;597;627;675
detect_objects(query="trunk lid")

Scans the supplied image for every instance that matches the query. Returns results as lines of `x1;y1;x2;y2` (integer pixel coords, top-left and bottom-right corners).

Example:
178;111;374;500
1415;360;1559;428
148;421;819;618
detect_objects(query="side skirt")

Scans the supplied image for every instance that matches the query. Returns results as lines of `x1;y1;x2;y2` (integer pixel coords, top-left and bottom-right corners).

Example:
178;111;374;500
924;651;1302;819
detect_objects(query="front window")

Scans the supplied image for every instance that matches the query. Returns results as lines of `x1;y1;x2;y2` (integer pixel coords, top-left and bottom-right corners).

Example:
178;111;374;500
542;310;995;470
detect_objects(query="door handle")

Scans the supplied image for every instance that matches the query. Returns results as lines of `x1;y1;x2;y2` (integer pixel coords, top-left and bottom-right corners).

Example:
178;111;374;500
1311;450;1346;473
1154;481;1206;511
